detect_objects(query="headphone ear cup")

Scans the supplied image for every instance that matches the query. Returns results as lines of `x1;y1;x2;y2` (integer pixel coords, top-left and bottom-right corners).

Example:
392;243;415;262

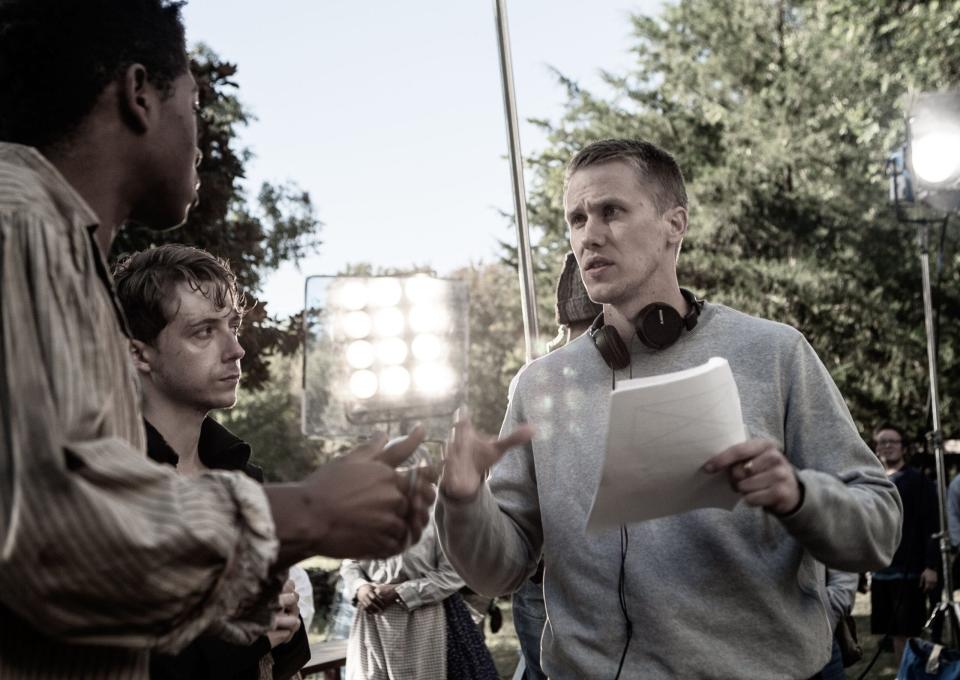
635;303;684;350
593;324;631;370
680;288;703;330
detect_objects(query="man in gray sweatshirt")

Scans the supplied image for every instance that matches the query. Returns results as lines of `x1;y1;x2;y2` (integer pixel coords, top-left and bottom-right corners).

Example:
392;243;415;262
437;138;902;679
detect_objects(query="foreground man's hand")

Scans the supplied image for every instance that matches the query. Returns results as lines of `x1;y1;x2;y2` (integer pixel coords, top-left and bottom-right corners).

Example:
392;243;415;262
440;412;534;502
703;438;802;515
267;579;301;648
266;426;436;565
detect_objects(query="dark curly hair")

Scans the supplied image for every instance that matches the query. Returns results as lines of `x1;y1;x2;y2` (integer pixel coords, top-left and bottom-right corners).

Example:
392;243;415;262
0;0;188;151
114;244;249;345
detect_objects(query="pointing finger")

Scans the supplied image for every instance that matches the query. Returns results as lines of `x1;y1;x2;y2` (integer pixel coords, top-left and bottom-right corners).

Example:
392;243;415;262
377;425;427;468
344;432;389;463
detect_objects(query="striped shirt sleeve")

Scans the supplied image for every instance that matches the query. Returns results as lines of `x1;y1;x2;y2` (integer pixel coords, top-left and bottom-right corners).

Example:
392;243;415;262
0;205;281;653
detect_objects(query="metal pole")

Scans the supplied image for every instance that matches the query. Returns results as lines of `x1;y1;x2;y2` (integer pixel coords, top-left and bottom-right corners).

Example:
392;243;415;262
918;221;960;645
493;0;540;361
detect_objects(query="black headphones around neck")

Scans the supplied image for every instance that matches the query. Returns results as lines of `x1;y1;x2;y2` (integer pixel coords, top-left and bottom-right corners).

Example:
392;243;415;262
589;288;704;370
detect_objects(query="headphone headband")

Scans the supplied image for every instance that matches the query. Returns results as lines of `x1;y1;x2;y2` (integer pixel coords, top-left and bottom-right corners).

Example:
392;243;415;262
590;289;703;370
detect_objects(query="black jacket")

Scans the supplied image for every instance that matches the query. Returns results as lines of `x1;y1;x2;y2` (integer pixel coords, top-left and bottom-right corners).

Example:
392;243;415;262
146;418;311;680
880;465;939;575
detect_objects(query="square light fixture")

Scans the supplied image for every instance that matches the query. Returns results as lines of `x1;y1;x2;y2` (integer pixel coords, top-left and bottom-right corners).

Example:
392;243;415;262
302;275;469;440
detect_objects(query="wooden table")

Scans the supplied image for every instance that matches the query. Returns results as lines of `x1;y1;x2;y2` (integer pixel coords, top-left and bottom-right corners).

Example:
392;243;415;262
302;639;347;679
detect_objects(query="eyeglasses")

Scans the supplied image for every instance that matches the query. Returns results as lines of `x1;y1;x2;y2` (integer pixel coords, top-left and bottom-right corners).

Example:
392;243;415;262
874;438;903;447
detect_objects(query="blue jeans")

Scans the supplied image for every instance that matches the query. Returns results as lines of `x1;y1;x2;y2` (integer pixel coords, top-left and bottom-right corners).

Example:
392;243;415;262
512;580;547;680
819;637;845;680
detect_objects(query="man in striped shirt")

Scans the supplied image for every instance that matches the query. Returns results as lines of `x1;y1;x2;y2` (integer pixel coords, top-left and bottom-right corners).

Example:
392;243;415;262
0;1;437;677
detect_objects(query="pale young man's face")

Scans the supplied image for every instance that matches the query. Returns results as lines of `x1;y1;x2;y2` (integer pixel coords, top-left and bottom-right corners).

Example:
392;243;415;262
564;160;684;308
145;281;245;413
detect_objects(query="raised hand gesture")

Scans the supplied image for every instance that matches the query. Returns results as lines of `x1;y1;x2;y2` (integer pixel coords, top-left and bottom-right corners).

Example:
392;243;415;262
440;410;533;502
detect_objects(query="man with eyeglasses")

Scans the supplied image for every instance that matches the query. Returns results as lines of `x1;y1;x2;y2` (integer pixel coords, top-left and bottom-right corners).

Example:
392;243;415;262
869;424;938;663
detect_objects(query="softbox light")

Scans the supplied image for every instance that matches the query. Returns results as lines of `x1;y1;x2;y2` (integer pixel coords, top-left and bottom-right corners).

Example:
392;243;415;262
907;91;960;212
302;275;469;440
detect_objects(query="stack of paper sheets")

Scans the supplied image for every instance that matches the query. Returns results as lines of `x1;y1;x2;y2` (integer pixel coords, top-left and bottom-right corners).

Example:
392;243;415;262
587;357;747;531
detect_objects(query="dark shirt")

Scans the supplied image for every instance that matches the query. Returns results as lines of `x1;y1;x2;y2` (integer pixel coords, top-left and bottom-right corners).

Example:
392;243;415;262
876;465;939;577
146;418;310;680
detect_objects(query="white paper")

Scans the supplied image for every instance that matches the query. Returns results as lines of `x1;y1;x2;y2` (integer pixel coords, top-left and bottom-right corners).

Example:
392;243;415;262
587;357;746;530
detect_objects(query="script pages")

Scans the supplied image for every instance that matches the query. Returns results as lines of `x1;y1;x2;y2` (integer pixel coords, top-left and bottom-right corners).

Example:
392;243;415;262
587;357;747;531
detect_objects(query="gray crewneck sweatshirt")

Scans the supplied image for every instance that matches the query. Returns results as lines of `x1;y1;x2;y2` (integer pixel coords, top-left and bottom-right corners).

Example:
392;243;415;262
437;302;901;679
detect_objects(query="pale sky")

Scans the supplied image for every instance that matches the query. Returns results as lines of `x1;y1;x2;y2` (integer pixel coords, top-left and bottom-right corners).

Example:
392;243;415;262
183;0;664;317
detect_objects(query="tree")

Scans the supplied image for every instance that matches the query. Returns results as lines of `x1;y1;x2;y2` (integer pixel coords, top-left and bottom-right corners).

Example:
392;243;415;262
521;0;960;437
217;353;323;482
453;262;529;436
111;44;321;390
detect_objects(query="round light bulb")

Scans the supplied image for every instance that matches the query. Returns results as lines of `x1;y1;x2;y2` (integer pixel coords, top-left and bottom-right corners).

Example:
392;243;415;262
349;370;378;399
338;280;368;310
373;308;405;336
379;366;411;396
411;333;448;361
409;305;449;334
414;363;455;396
911;130;960;184
346;340;375;369
368;278;403;307
405;276;444;304
342;311;372;339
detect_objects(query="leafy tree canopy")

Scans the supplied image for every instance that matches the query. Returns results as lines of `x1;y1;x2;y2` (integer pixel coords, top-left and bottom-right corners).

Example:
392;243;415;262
519;0;960;438
111;44;321;390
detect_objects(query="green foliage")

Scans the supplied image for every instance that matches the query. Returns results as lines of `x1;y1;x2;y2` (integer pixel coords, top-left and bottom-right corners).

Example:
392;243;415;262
522;0;960;437
111;44;322;390
453;262;529;436
216;353;322;482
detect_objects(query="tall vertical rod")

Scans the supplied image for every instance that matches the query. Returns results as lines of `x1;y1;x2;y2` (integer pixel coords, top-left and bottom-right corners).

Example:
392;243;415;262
493;0;540;361
918;223;956;624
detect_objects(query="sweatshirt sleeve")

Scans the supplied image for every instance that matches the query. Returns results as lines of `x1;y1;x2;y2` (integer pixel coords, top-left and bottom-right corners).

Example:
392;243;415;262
824;569;858;630
394;536;464;611
436;389;542;597
776;336;902;572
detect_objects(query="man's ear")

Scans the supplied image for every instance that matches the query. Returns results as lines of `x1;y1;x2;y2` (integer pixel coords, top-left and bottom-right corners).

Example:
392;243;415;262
664;205;688;245
118;63;153;134
130;339;154;375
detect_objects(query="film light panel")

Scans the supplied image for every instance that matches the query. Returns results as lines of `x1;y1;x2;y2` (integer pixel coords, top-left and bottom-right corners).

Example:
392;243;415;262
303;274;469;438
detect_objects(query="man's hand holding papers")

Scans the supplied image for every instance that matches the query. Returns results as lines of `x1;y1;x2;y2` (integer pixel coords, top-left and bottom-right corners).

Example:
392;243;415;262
586;357;804;529
702;439;803;515
588;357;749;529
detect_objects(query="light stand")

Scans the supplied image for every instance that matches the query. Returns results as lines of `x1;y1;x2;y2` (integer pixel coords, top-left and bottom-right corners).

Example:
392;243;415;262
887;145;960;646
892;88;960;644
916;220;960;647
